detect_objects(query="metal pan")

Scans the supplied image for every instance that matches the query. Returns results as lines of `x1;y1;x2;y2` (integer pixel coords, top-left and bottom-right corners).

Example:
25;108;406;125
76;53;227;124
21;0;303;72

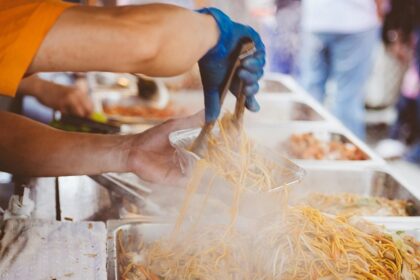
107;219;169;280
107;214;420;280
291;166;420;216
245;122;382;165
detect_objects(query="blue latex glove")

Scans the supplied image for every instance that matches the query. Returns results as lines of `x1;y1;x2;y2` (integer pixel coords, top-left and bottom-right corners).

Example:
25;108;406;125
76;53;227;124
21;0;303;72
197;7;266;122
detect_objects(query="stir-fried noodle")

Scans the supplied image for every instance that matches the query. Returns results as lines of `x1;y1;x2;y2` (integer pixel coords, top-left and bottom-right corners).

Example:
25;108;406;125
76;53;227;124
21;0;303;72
118;113;420;280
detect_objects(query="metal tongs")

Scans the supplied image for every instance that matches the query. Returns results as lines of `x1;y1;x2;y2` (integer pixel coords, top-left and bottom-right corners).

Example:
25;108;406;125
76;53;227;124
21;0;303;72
191;38;257;157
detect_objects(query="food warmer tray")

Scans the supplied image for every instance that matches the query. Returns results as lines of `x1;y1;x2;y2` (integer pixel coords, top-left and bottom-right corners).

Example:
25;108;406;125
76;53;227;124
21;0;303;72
106;219;166;280
246;122;384;167
106;216;420;280
293;166;420;215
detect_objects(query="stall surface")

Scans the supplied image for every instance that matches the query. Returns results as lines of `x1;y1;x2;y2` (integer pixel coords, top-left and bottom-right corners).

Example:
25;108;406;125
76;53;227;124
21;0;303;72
20;73;420;279
0;220;106;280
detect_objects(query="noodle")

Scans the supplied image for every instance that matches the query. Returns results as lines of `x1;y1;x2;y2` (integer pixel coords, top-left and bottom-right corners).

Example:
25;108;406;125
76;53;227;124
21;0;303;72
118;113;420;280
301;192;411;217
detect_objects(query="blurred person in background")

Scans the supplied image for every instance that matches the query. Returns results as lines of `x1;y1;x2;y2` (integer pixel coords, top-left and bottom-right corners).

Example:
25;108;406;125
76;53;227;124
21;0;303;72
269;0;301;74
299;0;382;139
379;0;420;164
0;73;93;124
17;74;93;121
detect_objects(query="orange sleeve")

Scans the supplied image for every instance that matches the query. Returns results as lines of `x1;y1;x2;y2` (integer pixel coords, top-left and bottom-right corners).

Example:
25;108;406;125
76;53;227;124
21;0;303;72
0;0;75;97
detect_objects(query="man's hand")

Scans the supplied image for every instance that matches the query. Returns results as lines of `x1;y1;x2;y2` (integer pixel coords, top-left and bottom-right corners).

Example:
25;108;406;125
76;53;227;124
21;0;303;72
197;8;266;122
18;76;94;117
127;112;204;185
37;84;93;117
0;110;202;180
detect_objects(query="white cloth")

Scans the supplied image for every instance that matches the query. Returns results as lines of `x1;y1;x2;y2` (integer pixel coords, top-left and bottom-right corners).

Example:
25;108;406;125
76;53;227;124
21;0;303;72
301;0;380;33
0;220;107;280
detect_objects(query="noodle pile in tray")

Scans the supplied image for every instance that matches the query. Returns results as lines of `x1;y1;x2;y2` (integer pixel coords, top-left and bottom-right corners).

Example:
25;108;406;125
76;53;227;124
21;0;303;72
118;113;420;280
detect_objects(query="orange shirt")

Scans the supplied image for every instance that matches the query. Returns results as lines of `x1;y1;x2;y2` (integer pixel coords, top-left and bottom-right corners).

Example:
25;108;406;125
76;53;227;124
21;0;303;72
0;0;73;97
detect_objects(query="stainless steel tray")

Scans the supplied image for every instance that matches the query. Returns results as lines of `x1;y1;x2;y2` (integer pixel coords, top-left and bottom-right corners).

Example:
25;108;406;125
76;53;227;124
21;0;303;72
107;219;167;280
292;166;420;215
107;215;420;280
245;122;381;165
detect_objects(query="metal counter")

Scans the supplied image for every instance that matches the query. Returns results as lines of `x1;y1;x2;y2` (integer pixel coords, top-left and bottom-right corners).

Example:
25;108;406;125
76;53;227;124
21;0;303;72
24;73;420;279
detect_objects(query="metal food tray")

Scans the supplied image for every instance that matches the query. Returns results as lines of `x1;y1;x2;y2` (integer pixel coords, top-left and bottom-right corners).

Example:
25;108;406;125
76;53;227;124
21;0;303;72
292;166;420;215
107;219;168;280
245;122;383;166
106;167;420;278
107;215;420;280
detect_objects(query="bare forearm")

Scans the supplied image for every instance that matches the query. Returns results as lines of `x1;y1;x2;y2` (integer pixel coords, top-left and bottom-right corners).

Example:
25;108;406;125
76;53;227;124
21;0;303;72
0;111;131;177
17;75;66;99
29;4;219;76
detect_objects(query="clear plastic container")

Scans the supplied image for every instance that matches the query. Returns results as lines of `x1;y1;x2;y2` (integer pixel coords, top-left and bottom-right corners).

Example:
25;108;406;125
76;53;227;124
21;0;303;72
169;128;306;192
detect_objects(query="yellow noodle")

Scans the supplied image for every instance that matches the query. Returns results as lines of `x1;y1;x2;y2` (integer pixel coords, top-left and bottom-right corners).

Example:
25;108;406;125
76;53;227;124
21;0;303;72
118;113;420;280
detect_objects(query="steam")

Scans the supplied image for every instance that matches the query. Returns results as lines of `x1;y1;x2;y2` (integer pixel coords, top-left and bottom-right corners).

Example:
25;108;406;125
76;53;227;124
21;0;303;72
117;118;419;279
118;116;305;279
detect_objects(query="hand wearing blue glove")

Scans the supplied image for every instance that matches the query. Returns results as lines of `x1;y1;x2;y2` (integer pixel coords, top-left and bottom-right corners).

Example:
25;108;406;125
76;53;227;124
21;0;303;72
197;7;266;122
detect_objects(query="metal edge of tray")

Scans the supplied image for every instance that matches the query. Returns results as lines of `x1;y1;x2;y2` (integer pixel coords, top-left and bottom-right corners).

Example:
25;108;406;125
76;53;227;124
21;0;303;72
107;218;165;280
